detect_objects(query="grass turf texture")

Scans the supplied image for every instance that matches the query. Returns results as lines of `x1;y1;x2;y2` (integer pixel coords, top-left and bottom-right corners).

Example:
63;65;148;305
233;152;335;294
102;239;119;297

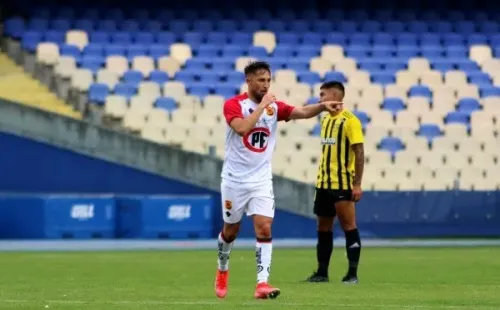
0;248;498;309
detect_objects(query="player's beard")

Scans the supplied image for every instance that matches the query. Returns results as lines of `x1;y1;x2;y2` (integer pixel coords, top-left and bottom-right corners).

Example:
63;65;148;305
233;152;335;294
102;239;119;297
251;90;265;103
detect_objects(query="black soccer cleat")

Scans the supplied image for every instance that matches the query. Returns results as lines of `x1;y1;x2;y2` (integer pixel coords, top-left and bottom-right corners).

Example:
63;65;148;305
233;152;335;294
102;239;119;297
303;271;329;283
341;274;359;284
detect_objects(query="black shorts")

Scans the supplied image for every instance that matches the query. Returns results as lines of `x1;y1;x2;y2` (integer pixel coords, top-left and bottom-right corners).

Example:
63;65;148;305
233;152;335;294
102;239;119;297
313;188;354;217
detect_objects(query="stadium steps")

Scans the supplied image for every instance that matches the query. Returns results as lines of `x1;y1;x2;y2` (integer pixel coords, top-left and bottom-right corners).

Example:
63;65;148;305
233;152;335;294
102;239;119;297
0;53;82;119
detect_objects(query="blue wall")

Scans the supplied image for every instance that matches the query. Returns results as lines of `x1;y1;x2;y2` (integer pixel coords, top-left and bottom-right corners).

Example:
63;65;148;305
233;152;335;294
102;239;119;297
1;132;499;239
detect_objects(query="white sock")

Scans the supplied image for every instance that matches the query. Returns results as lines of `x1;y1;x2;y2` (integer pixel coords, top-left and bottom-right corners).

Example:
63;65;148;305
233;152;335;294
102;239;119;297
217;232;233;271
256;240;273;283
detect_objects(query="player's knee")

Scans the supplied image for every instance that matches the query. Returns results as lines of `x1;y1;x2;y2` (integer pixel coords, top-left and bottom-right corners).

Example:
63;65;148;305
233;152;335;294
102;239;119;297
254;218;272;238
222;223;240;242
317;216;334;232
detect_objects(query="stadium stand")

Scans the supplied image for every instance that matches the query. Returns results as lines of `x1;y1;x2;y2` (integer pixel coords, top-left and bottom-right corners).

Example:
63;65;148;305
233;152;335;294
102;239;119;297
2;1;500;191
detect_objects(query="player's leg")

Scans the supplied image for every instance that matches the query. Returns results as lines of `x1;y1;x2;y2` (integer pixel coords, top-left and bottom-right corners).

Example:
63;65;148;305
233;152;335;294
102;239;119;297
248;191;280;299
305;188;336;282
335;196;361;284
215;182;248;298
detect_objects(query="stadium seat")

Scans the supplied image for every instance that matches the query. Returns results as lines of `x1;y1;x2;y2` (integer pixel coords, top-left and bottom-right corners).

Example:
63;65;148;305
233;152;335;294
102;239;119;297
8;3;500;189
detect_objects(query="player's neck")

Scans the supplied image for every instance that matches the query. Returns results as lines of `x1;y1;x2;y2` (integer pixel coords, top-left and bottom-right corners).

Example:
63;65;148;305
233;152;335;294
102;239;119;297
329;109;344;117
247;92;261;104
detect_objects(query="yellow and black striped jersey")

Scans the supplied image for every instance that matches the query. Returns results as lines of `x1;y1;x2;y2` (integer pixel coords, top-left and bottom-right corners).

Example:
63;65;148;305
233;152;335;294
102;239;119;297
316;109;364;190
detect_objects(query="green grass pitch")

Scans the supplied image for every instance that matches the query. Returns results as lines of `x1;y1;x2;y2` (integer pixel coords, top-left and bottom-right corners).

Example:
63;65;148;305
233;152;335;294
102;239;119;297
0;247;499;309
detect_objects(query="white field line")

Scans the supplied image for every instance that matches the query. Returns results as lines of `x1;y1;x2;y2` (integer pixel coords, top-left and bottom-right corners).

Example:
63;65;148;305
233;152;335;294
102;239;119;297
0;299;496;309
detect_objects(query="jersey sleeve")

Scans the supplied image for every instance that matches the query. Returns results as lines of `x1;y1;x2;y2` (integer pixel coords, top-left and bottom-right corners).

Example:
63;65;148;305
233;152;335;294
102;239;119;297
223;98;243;125
346;117;364;144
276;101;295;122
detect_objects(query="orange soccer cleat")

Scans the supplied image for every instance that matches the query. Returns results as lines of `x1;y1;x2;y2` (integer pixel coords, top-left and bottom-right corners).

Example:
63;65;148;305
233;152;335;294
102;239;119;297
215;269;229;298
254;282;281;299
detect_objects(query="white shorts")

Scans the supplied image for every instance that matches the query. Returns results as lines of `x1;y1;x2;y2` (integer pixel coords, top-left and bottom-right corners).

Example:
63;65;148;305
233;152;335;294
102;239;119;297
221;179;275;224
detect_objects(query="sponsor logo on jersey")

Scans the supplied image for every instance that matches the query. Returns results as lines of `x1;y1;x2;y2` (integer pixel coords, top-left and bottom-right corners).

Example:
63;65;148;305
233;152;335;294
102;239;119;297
321;137;336;145
243;127;271;153
225;200;232;210
266;106;275;116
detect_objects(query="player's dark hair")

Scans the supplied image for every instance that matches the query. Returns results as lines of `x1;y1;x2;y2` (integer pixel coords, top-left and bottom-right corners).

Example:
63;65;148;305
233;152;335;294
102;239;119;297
320;81;345;95
244;61;271;76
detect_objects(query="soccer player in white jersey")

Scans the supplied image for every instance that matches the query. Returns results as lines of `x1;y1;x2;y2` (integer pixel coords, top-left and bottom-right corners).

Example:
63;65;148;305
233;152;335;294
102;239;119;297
215;61;340;299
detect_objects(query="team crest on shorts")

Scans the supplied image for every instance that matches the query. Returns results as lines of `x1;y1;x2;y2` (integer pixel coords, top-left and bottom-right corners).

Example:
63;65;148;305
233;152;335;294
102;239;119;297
225;200;232;210
266;106;275;116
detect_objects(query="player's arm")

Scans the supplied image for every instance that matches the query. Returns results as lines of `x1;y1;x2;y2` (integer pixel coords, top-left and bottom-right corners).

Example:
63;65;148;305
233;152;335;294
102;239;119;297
224;94;275;136
346;117;365;200
288;101;343;120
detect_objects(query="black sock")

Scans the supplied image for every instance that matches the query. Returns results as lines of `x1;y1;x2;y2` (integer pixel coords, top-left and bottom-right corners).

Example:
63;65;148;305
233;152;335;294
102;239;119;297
316;231;333;276
345;229;361;277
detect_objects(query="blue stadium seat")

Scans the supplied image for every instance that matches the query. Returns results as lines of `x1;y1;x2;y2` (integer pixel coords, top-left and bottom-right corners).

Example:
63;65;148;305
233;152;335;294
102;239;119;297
149;70;169;85
325;33;346;45
60;44;81;58
127;44;148;59
51;19;71;31
4;17;25;39
28;18;49;31
149;44;170;59
248;46;268;58
298;72;321;85
353;110;370;126
408;85;432;98
97;20;117;32
183;32;203;46
225;71;244;82
114;83;138;99
111;32;132;44
88;83;109;105
278;33;299;45
379;137;405;156
105;45;126;57
385;21;405;33
144;21;162;33
21;31;42;51
90;31;110;44
371;72;395;85
273;45;294;58
310;123;321;136
122;20;140;32
230;32;252;45
81;55;104;72
207;32;228;44
123;70;144;85
83;44;103;57
324;71;347;83
212;59;234;71
480;86;500;98
135;32;155;45
170;20;189;34
456;98;481;113
217;20;238;32
198;72;219;83
175;71;196;84
222;46;246;58
155;97;177;112
382;98;406;115
417;124;442;142
445;111;469;125
43;31;64;45
468;72;492;86
157;32;176;45
302;33;323;45
188;83;211;97
215;84;239;98
198;45;221;58
296;46;320;58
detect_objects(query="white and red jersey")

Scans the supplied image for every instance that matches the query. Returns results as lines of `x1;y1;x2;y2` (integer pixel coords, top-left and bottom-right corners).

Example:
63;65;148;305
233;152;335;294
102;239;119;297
221;93;295;184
